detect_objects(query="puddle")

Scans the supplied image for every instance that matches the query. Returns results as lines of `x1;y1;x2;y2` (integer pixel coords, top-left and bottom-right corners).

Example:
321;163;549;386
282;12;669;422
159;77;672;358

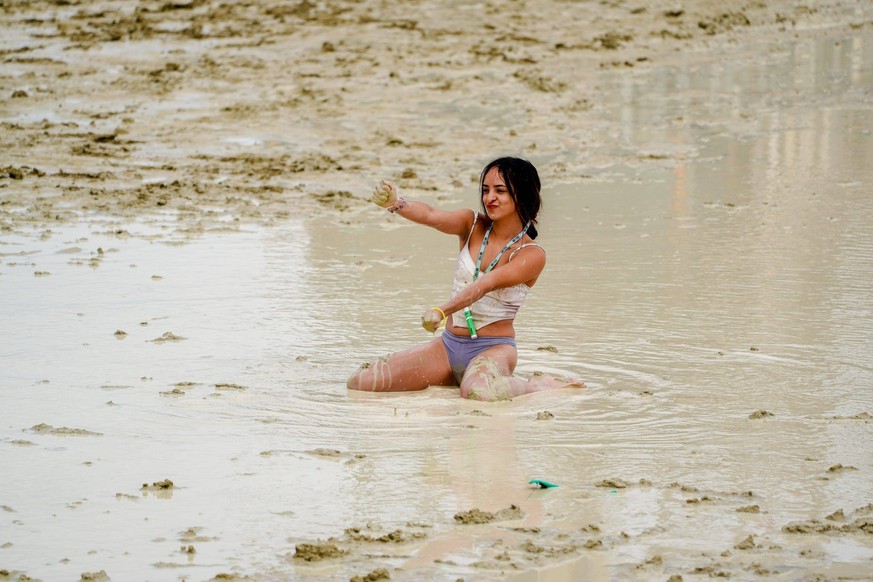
2;4;873;582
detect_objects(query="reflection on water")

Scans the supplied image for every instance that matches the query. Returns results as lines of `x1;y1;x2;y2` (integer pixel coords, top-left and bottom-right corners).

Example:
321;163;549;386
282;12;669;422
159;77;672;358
2;30;873;581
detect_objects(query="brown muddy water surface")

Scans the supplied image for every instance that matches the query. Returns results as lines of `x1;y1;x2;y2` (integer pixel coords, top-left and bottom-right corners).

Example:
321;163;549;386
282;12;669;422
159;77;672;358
2;1;873;581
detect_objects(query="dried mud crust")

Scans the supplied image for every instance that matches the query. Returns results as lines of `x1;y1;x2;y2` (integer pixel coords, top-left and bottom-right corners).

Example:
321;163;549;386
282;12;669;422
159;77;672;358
3;0;870;240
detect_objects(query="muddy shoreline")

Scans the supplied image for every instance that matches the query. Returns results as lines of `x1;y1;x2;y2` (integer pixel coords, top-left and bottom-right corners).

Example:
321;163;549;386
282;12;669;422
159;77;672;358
3;1;871;241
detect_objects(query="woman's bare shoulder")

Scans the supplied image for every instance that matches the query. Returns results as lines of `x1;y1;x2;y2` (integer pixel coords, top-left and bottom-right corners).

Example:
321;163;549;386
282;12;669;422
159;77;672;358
509;240;546;262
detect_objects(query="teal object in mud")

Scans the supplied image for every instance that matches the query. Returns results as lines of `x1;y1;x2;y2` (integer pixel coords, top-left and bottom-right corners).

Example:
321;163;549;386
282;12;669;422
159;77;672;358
529;479;559;488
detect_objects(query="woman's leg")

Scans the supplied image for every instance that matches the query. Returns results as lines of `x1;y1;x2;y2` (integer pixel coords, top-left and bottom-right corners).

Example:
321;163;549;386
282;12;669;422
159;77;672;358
459;345;585;401
347;337;457;392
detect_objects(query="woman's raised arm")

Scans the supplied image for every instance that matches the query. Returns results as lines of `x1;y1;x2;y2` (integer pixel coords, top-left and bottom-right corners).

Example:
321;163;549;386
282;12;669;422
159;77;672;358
372;180;472;237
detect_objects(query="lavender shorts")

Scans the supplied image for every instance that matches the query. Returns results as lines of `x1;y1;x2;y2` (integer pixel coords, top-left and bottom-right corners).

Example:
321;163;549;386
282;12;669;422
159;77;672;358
440;328;516;384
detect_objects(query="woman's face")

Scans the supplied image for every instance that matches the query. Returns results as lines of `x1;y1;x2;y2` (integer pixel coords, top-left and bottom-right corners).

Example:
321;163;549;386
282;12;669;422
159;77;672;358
481;167;517;223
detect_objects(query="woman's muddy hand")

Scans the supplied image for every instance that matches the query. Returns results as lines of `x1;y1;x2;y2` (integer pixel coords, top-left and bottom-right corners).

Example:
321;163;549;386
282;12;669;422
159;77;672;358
371;180;397;208
421;308;445;333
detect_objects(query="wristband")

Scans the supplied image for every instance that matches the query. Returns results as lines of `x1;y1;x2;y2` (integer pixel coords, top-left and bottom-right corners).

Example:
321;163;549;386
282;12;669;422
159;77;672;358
430;306;447;328
387;196;407;213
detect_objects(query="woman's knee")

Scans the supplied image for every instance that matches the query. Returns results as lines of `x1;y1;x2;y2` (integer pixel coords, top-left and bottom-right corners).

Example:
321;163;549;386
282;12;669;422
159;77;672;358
460;374;502;401
458;378;480;400
347;366;366;390
459;358;509;401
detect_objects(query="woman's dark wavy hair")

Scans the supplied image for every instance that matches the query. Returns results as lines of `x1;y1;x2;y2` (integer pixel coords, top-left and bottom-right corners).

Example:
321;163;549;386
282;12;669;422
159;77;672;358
479;157;542;239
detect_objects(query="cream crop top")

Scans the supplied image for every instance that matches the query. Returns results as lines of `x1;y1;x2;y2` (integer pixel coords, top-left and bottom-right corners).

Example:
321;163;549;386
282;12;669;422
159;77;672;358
450;211;543;330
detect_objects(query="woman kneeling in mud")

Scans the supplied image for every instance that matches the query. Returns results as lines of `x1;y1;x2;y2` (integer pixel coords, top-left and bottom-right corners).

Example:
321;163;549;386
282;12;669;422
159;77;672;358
348;157;584;401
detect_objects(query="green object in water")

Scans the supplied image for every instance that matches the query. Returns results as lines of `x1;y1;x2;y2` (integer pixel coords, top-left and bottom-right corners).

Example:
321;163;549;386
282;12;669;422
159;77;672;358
529;479;558;488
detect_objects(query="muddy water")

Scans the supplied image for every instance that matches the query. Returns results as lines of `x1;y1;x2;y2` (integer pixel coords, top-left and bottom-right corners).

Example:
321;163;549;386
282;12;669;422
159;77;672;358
3;31;873;582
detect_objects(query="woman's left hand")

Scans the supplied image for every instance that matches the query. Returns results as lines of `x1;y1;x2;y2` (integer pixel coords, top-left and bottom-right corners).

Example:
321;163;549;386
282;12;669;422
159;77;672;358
421;308;445;333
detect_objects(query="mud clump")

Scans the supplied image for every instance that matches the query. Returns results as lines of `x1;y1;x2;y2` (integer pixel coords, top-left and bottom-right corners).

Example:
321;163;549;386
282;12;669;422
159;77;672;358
594;32;633;50
294;541;347;561
536;411;555;420
466;409;491;417
350;567;390;581
826;412;872;421
344;528;420;543
29;423;102;436
208;574;252;581
150;331;187;343
453;508;494;524
699;12;751;35
142;479;174;490
214;383;247;391
454;504;525;524
782;517;873;535
513;70;567;93
636;554;663;569
595;478;629;489
160;388;185;396
311;190;357;211
309;448;343;457
80;570;110;581
2;165;43;179
827;464;859;474
521;539;545;554
749;409;774;419
180;527;215;543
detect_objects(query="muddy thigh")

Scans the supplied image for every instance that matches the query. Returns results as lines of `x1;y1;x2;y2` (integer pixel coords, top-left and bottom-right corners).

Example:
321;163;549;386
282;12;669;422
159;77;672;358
459;345;517;401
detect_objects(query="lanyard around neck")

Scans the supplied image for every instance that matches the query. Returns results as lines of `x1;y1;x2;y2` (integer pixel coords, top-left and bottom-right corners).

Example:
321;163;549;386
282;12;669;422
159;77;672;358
473;221;530;281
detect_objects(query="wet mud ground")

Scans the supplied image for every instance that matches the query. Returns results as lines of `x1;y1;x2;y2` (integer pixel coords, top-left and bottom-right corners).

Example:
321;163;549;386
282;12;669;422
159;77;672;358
2;1;873;580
